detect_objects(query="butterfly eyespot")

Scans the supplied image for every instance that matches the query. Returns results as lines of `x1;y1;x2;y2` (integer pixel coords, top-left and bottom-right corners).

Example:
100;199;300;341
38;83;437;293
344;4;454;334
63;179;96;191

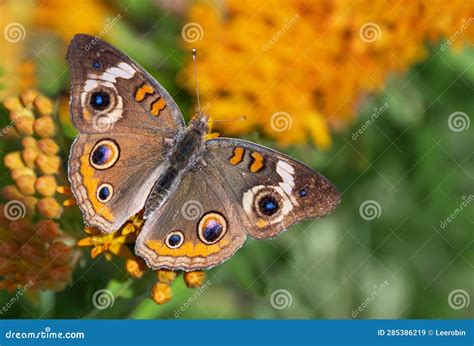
90;91;111;110
252;188;283;218
299;188;308;197
197;212;227;245
257;194;280;216
96;183;113;203
92;60;101;69
166;231;184;249
90;139;120;170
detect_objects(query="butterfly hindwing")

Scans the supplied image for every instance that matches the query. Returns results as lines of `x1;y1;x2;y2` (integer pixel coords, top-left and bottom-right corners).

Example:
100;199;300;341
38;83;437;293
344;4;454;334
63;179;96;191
68;133;168;233
135;165;247;271
135;137;339;270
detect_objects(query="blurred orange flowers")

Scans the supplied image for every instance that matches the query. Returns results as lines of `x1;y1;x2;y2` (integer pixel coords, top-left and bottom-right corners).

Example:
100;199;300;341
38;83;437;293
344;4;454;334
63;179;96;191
0;90;75;296
182;0;473;149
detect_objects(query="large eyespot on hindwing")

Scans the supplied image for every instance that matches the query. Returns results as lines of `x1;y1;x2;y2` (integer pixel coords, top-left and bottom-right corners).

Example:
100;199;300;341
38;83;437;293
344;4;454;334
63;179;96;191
165;231;185;249
96;183;114;203
90;139;120;170
197;212;227;245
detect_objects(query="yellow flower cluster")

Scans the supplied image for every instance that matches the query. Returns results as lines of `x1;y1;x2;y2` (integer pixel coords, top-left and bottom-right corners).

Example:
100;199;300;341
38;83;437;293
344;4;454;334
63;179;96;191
77;212;208;305
182;0;473;149
0;90;75;293
2;90;64;219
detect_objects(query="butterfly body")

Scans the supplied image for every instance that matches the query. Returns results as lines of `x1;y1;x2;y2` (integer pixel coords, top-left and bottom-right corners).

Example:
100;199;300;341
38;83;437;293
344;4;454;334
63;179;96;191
67;34;340;271
144;116;209;218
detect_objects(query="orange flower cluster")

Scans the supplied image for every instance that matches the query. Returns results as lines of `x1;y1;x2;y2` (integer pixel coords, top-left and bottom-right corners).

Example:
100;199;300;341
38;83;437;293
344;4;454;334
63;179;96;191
0;218;73;293
0;90;75;294
182;0;473;149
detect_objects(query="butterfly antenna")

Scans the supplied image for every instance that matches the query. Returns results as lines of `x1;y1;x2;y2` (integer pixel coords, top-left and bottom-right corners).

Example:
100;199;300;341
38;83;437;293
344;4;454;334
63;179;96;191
192;48;201;114
212;115;247;123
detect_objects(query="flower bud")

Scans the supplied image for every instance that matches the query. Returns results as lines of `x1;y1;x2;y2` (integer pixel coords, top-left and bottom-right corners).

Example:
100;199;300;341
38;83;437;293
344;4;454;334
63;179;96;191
15;175;36;195
34;95;53;116
20;242;46;263
33;116;56;138
183;271;206;288
35;175;58;197
22;147;41;168
37;138;59;155
9;220;35;242
16;117;35;136
2;185;23;200
156;269;177;284
36;154;61;175
0;240;20;258
36;197;63;219
4;152;25;170
11;167;36;181
3;97;22;112
48;265;72;283
20;89;39;107
21;136;37;149
125;257;148;278
151;282;173;305
21;196;38;216
35;220;60;242
48;242;71;265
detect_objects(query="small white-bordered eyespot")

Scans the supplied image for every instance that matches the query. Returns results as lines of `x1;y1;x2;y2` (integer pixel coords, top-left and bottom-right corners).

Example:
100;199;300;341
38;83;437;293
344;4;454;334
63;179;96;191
197;212;227;245
90;139;120;170
165;231;185;249
96;183;114;203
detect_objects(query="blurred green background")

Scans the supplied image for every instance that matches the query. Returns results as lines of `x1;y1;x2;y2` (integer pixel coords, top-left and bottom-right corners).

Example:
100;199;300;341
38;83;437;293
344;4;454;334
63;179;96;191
0;0;472;319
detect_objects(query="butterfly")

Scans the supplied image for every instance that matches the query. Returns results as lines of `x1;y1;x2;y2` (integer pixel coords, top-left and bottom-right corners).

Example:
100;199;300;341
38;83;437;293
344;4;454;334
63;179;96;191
67;34;340;271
